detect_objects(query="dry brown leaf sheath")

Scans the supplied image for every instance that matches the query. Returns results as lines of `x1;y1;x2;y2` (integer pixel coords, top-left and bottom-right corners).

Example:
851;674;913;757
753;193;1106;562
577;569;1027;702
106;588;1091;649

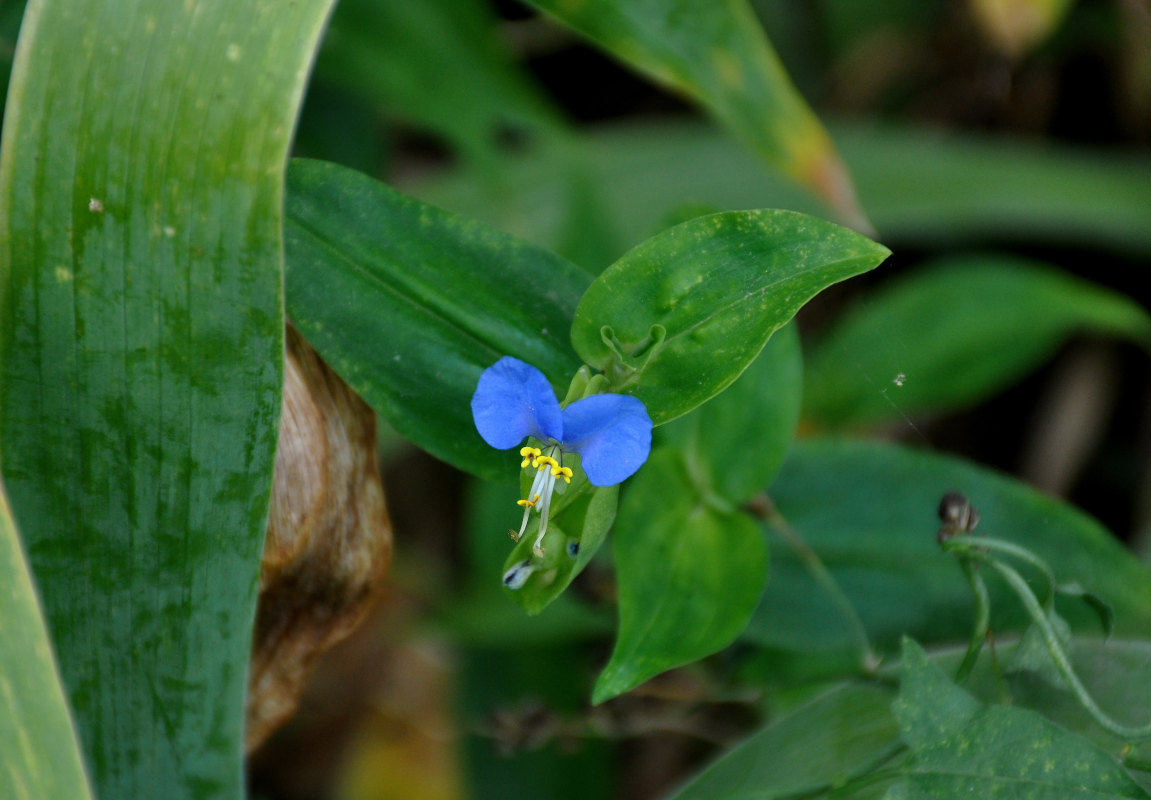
246;326;393;752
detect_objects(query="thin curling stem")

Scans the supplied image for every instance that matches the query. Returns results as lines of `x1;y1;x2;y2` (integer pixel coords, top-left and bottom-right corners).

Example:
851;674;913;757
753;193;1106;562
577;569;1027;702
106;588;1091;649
987;557;1151;741
954;558;990;685
945;535;1057;610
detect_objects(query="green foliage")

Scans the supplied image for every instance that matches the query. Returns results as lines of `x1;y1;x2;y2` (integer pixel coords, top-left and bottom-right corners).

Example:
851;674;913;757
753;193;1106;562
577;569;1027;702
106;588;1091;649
412;121;1151;260
571;210;889;423
805;256;1151;427
659;322;803;505
0;0;332;796
313;0;560;169
523;0;869;227
668;683;901;799
746;439;1151;664
3;0;1150;797
0;487;92;800
593;449;768;703
285;158;590;481
892;639;1149;799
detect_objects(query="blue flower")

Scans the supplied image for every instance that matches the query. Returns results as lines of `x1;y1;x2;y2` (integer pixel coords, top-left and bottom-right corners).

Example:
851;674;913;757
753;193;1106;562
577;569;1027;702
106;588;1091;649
471;356;652;556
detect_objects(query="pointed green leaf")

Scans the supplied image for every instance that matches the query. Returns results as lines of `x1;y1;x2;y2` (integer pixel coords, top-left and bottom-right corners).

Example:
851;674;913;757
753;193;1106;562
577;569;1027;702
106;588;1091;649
571;210;889;425
659;322;802;504
805;256;1151;427
893;638;1149;799
0;0;333;796
284;158;591;481
746;439;1151;662
0;485;92;800
522;0;869;227
594;449;767;703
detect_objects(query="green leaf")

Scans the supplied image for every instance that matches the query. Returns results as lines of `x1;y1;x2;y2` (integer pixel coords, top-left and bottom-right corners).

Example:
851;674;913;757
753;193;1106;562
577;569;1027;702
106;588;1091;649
410;120;1151;260
314;0;560;169
962;638;1151;773
593;449;768;703
284;158;591;481
570;210;889;425
674;639;1151;800
1057;582;1116;638
1007;611;1074;689
0;1;332;796
804;256;1151;427
668;682;901;800
501;481;619;615
522;0;869;228
659;322;802;505
0;486;92;800
745;439;1151;663
893;638;1149;799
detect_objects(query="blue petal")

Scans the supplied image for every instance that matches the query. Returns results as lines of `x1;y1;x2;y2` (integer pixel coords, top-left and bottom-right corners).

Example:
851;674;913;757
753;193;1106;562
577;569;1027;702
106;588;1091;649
471;356;564;449
561;394;652;486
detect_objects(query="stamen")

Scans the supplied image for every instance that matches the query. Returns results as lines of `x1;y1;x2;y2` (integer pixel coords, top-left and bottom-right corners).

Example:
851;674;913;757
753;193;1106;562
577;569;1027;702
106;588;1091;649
532;470;558;557
519;446;541;468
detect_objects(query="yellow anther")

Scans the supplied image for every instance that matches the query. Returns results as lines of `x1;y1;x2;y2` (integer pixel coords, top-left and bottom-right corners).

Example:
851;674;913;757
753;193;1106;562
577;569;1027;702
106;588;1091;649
516;493;540;508
519;446;542;467
558;466;573;484
536;455;560;471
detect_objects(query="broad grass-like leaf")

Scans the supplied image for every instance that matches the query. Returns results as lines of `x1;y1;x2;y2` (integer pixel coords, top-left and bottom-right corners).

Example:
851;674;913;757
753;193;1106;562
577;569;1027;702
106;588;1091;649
804;256;1151;427
411;121;1151;259
571;211;889;425
523;0;869;228
594;449;767;703
893;638;1149;799
659;322;802;505
284;158;590;481
668;683;901;800
0;1;333;796
746;439;1151;662
0;485;92;800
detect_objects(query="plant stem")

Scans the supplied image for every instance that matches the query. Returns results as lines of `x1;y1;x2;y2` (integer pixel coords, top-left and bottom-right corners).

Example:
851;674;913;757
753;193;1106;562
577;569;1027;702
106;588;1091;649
984;556;1151;740
954;558;990;685
763;497;880;673
944;535;1057;609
